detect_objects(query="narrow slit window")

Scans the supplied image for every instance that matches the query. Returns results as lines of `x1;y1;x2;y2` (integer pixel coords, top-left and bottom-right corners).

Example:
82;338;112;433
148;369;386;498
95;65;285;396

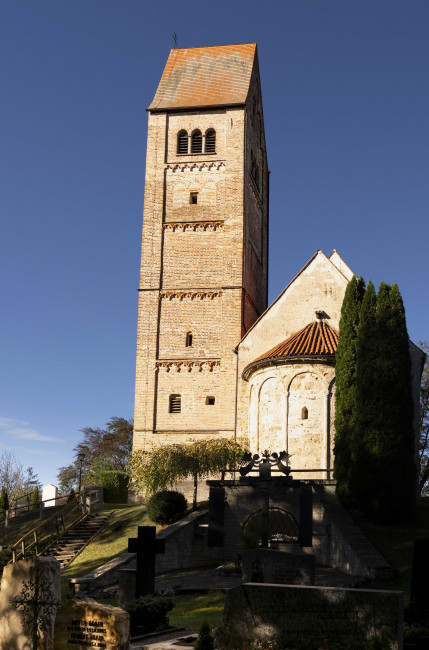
191;129;202;153
205;129;216;153
186;332;193;347
190;192;198;205
169;394;181;413
301;406;308;420
177;130;188;154
206;396;215;406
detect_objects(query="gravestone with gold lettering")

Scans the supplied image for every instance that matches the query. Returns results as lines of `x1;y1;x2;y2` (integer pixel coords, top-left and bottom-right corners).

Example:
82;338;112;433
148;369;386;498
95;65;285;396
54;598;129;650
216;583;403;650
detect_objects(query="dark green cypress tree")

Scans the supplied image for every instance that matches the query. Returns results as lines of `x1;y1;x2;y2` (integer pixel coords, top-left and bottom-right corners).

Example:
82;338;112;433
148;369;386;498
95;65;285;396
375;283;415;522
352;281;415;523
351;281;378;513
334;276;365;504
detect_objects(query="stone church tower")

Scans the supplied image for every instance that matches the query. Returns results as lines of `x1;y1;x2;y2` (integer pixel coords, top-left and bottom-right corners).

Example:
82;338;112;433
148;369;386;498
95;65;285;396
133;44;269;452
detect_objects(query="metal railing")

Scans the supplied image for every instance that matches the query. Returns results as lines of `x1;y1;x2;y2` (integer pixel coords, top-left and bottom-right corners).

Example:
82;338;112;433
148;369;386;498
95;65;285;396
1;494;65;528
8;489;101;563
220;468;334;480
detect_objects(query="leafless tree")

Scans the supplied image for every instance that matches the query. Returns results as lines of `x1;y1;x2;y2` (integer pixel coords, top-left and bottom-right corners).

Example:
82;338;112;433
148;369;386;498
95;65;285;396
0;451;25;501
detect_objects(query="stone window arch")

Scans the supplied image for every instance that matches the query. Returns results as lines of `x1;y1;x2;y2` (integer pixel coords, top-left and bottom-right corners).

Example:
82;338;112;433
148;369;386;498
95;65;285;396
191;129;202;154
185;331;193;347
177;130;188;154
257;376;286;454
301;406;308;420
205;129;216;153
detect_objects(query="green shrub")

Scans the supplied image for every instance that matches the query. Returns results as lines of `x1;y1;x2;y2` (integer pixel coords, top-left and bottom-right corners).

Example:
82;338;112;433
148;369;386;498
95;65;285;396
196;621;214;650
126;594;173;635
0;487;9;512
99;470;129;503
146;490;187;524
31;486;41;510
67;487;76;503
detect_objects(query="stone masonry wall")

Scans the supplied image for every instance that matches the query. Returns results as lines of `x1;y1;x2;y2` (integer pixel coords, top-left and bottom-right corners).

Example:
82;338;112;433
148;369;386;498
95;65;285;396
216;480;391;579
236;252;348;445
246;362;335;479
134;55;269;453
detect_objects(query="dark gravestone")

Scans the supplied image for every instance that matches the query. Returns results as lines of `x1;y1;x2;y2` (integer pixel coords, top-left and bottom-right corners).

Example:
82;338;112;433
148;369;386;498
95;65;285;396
208;487;225;547
298;485;312;547
216;583;403;650
410;538;429;621
127;526;165;598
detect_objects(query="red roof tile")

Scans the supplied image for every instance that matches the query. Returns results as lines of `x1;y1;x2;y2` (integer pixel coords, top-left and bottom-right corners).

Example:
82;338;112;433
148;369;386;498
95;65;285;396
251;320;339;365
148;43;257;111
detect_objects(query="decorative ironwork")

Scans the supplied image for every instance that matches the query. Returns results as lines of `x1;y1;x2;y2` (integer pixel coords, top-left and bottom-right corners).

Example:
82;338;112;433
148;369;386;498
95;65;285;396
240;450;292;479
242;507;299;545
10;564;60;649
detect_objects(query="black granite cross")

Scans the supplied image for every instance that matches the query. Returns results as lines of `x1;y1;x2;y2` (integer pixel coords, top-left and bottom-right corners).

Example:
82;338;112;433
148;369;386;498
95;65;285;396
128;525;165;598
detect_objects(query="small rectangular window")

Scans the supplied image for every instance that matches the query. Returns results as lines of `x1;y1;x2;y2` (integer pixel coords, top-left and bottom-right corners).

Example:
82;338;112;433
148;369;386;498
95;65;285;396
190;192;198;204
206;396;215;406
169;394;181;413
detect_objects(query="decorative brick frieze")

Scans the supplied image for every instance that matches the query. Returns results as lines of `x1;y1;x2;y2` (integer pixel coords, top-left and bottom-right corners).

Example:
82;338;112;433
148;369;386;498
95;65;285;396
166;162;226;173
156;360;221;372
162;221;224;232
159;291;222;301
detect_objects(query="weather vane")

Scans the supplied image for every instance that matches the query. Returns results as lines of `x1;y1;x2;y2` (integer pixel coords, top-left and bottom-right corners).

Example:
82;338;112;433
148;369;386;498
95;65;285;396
173;32;178;48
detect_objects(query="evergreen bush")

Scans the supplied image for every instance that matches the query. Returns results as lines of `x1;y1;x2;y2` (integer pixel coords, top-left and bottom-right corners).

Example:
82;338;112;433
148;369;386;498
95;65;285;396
31;486;41;510
99;470;129;503
146;490;187;524
196;621;214;650
67;487;76;503
0;486;9;512
126;594;173;635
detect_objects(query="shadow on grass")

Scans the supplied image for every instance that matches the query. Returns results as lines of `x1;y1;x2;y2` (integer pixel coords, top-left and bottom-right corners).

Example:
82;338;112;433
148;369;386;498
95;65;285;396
169;592;226;630
357;498;429;604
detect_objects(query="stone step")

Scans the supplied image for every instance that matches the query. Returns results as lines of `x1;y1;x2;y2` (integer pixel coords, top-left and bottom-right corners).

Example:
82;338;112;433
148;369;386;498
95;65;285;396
44;511;112;570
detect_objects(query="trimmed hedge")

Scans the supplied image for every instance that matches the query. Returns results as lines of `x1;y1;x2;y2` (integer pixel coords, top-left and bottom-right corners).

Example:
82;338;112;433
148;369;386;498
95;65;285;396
146;490;187;524
99;470;129;503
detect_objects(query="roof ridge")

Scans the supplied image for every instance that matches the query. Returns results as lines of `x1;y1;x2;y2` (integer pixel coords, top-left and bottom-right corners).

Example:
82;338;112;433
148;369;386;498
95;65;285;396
171;42;257;52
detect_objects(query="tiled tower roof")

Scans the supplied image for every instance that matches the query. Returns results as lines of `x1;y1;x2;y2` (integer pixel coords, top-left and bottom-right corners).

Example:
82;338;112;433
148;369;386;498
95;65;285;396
243;321;339;379
148;43;257;111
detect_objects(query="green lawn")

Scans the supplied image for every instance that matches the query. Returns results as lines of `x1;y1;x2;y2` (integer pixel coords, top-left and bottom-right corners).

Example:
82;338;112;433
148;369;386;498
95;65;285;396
169;591;226;630
61;503;158;597
0;507;57;547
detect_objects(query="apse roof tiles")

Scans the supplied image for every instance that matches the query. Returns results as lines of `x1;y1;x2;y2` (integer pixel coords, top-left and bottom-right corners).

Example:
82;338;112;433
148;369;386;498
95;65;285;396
252;320;339;365
148;43;257;111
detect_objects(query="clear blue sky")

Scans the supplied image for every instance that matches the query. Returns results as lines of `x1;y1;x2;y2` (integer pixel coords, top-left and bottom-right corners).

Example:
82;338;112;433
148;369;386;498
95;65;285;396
1;0;428;487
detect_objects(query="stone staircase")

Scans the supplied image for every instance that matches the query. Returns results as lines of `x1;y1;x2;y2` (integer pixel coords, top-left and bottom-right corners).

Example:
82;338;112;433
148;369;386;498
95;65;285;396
46;512;111;570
